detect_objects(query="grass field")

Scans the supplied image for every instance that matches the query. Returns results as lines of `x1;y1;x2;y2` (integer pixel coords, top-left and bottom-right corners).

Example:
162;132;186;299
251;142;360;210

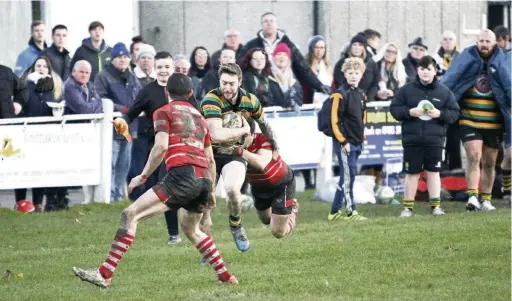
0;192;510;301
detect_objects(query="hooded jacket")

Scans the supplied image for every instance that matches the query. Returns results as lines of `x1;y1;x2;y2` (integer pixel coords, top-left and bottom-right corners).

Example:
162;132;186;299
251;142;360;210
0;65;28;118
390;77;459;147
70;38;112;82
441;45;511;145
14;38;47;77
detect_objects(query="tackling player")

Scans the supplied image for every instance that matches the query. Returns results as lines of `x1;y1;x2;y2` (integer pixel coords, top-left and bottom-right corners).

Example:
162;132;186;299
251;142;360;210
72;73;238;288
200;62;279;252
215;119;299;238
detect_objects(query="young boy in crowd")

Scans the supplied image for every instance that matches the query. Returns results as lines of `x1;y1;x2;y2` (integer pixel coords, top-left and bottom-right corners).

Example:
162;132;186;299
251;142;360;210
319;57;367;221
390;55;459;217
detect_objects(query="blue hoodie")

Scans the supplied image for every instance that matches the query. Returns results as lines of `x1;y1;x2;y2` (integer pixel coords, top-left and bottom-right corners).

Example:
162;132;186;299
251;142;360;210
441;45;511;146
14;39;47;77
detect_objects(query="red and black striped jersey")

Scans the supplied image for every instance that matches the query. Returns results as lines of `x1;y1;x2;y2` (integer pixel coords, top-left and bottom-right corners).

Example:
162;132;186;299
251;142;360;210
246;134;290;187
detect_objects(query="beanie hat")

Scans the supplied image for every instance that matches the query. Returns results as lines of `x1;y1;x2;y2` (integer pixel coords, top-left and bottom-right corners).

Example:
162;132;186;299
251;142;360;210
166;73;192;97
308;35;325;52
350;34;367;46
111;42;130;60
408;37;428;50
273;42;292;58
136;44;156;61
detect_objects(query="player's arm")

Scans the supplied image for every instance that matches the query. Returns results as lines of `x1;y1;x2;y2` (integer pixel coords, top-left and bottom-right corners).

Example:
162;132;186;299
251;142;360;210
206;119;250;143
240;148;272;172
141;131;168;178
204;145;216;191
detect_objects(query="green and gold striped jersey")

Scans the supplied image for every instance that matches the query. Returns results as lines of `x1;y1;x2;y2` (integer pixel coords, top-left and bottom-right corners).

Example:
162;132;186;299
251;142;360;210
200;88;264;122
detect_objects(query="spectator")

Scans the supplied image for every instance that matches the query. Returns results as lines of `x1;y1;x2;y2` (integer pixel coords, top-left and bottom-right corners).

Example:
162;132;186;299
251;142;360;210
441;29;510;212
197;47;236;99
174;54;201;95
373;42;407;100
18;56;65;212
64;60;102;115
403;37;428;82
333;34;379;102
115;51;183;244
95;42;142;203
433;30;459;79
363;29;381;57
271;43;302;111
70;21;112;82
0;65;27;119
14;20;47;77
189;46;211;97
211;28;244;65
239;48;281;108
129;35;145;70
237;12;331;98
494;25;511;52
128;43;157;201
40;24;71;81
306;35;333;104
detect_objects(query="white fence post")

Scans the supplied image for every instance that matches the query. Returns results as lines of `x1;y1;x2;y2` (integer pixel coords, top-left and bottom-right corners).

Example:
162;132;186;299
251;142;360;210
96;98;114;204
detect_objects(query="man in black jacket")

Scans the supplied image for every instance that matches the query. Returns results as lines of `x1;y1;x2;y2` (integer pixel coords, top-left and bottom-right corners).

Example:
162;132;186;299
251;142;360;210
390;56;459;217
40;24;71;80
237;12;331;98
0;65;27;119
403;37;428;82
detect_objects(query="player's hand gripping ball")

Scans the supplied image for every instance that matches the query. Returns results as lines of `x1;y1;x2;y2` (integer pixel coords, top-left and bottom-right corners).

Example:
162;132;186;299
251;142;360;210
220;112;250;148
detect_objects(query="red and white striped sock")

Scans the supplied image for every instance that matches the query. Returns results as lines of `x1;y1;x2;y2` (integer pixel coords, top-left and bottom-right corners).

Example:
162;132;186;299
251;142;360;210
98;230;135;279
195;235;231;282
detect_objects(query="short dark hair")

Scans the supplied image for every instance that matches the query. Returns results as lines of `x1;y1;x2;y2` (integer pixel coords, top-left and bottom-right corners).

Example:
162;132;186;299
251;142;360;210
166;73;192;100
261;12;276;20
31;20;44;31
363;29;381;39
130;36;144;54
52;24;67;35
218;63;242;82
494;25;510;41
88;21;104;32
155;51;173;61
418;55;437;69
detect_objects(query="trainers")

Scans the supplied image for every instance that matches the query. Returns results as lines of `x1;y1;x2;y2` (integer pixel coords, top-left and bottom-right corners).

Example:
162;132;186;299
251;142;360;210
481;200;496;211
72;267;111;288
466;196;482;211
347;210;367;220
168;235;182;245
327;210;346;221
431;206;446;216
230;225;250;252
400;208;413;217
218;274;239;285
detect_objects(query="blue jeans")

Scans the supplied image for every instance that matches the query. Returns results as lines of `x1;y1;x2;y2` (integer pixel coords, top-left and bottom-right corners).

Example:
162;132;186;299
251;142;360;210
331;140;362;215
127;134;150;200
111;139;132;202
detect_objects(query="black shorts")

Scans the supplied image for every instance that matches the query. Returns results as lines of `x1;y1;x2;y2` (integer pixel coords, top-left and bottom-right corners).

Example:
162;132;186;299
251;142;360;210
403;146;443;174
214;154;245;182
251;174;296;215
152;165;212;213
459;125;504;149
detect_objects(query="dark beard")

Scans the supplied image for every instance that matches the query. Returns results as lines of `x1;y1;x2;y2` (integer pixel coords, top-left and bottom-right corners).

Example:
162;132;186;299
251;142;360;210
478;46;494;58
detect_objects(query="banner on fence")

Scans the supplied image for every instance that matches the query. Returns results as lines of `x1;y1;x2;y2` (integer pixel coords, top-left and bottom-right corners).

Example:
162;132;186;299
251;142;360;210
0;123;102;189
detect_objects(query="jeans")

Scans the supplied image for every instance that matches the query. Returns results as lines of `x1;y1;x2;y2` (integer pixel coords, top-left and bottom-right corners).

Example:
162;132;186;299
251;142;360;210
111;139;132;202
331;140;362;214
127;134;150;200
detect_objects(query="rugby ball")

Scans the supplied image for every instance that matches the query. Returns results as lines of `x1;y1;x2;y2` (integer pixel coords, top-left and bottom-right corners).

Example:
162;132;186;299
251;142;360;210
241;194;254;211
377;186;395;205
222;112;242;128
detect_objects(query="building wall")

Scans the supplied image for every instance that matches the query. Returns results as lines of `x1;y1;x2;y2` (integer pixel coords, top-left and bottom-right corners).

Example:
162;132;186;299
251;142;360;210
0;1;31;69
140;0;487;62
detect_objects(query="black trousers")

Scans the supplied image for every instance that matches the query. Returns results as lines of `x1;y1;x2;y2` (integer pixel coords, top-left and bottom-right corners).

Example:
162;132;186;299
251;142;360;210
15;188;44;205
445;123;462;170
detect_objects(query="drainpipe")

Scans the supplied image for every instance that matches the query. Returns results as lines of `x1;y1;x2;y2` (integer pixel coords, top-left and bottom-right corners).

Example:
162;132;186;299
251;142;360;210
313;0;319;35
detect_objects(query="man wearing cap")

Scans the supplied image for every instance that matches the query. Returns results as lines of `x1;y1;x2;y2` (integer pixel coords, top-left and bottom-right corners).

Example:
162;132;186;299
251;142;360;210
70;21;112;82
95;42;142;202
237;12;331;98
403;37;428;82
333;34;379;101
128;43;157;201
